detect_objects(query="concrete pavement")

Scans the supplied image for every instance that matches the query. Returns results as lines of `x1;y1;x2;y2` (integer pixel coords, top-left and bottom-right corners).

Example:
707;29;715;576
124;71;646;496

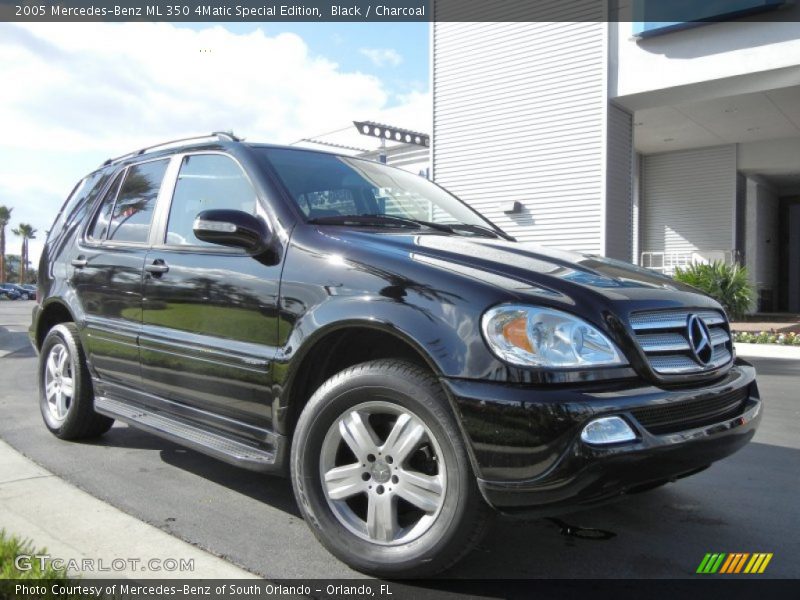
0;438;258;579
0;300;34;358
735;342;800;359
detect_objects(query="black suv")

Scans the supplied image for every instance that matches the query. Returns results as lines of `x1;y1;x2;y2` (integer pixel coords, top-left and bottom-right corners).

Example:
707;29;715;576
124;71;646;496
30;133;761;576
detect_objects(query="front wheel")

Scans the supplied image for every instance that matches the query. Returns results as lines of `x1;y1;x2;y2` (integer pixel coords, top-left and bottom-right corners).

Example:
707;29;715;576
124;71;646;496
291;360;490;577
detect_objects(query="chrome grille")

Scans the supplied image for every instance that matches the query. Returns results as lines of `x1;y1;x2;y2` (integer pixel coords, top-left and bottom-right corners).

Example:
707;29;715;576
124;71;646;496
629;308;732;375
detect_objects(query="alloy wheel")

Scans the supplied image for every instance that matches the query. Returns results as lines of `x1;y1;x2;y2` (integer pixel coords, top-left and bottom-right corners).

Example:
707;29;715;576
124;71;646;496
319;400;447;546
44;343;74;423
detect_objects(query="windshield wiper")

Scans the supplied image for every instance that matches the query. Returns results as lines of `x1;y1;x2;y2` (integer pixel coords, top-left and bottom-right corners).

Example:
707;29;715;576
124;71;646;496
307;214;421;228
308;213;506;238
308;214;452;233
444;223;508;239
366;215;507;239
362;214;460;233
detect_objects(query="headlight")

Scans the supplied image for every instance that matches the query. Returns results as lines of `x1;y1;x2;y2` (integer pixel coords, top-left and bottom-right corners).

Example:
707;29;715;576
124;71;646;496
481;305;627;368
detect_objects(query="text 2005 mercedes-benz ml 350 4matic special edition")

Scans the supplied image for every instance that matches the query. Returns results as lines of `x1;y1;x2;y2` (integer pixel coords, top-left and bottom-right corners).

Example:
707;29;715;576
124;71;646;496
30;133;761;576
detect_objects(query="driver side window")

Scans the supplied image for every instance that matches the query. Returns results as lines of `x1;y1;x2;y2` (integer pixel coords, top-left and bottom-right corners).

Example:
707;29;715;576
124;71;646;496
166;154;257;246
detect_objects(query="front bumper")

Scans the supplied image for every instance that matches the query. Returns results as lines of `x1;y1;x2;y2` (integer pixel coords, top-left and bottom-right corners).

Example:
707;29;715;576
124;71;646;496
442;361;760;514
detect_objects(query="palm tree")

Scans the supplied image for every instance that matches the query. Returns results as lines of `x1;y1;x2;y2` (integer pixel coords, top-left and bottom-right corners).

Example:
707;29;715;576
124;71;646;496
12;223;36;284
0;205;11;284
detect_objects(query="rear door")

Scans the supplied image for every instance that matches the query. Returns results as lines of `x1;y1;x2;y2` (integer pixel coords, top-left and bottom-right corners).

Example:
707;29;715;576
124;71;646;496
139;152;281;429
72;158;170;388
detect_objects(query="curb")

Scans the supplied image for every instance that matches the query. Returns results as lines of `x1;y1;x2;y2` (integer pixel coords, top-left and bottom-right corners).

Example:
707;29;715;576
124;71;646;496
734;343;800;360
0;439;259;580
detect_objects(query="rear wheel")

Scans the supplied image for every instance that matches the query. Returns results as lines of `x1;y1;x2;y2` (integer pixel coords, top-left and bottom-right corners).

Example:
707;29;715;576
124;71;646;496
39;323;114;440
291;360;490;577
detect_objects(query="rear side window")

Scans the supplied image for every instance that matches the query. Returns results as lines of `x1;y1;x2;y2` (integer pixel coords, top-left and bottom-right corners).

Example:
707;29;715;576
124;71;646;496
165;154;257;246
88;171;125;241
108;159;169;243
88;159;169;243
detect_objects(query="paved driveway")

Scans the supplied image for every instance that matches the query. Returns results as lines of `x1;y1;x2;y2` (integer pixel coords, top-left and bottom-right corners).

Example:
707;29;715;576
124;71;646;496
1;301;798;581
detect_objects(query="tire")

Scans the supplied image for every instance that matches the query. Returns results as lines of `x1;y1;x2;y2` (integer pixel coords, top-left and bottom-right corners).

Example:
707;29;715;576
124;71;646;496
38;323;114;440
291;359;491;577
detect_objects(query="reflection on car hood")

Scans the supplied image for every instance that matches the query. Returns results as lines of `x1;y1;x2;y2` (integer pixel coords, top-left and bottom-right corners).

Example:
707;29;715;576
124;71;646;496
331;230;704;302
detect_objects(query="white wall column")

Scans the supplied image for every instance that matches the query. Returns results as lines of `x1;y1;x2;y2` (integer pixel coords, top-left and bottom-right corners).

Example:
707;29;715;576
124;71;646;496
432;20;612;254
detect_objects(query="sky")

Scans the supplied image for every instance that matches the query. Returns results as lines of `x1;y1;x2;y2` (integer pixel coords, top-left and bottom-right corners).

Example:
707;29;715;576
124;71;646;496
0;21;430;269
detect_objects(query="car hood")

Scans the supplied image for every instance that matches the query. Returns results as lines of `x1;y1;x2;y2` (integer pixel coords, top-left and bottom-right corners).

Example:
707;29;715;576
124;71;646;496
329;230;715;308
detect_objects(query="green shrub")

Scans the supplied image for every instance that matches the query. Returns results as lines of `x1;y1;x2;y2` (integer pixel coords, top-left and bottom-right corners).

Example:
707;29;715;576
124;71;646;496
0;530;99;599
733;331;800;345
673;261;754;320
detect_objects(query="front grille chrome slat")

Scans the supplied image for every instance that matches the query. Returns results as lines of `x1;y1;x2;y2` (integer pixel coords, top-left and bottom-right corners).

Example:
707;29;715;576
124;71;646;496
648;348;732;374
637;332;690;352
629;308;733;376
710;328;730;346
629;309;725;331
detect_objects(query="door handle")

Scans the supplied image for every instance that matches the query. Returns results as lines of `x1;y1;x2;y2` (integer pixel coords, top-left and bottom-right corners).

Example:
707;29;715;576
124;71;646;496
145;260;169;275
71;257;88;268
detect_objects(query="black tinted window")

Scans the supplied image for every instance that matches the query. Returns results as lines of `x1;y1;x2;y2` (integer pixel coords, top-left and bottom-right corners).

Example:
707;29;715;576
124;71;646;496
108;159;169;243
88;171;124;241
166;154;257;246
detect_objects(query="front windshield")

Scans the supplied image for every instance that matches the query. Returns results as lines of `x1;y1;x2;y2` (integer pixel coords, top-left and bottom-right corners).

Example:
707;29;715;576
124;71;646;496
258;148;498;230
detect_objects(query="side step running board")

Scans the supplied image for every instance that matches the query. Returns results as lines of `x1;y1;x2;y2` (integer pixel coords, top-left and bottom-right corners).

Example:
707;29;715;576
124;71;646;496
95;396;278;473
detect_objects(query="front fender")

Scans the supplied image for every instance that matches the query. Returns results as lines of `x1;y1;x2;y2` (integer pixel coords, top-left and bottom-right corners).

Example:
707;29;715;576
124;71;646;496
271;296;494;477
271;295;483;434
280;295;474;377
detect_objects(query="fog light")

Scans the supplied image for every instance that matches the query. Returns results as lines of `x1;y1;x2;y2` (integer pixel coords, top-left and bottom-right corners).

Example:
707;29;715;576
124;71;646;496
581;417;636;445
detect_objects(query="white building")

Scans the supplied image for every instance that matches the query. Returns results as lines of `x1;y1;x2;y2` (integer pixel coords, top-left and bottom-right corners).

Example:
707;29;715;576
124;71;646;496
432;3;800;313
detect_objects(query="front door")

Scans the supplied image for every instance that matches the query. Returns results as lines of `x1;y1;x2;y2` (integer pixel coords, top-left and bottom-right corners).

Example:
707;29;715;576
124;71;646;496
139;153;281;428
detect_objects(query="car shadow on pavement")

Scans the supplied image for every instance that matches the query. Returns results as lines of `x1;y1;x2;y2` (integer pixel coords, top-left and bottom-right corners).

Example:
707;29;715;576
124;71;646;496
438;441;799;579
86;423;179;452
159;446;301;516
88;423;302;516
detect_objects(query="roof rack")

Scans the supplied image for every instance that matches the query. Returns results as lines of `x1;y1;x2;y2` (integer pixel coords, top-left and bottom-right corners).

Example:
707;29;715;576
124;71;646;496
101;131;242;167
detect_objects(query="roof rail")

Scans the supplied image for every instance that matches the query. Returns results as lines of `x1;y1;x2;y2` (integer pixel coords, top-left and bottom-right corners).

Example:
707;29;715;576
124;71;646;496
101;132;242;167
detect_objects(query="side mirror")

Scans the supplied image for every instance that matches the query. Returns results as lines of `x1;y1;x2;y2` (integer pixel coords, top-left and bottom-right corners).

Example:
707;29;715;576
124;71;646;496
193;209;271;253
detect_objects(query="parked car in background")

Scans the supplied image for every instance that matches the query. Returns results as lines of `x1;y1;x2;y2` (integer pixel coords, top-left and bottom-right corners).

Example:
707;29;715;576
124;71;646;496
9;284;34;300
0;284;21;300
29;133;762;577
20;284;36;299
